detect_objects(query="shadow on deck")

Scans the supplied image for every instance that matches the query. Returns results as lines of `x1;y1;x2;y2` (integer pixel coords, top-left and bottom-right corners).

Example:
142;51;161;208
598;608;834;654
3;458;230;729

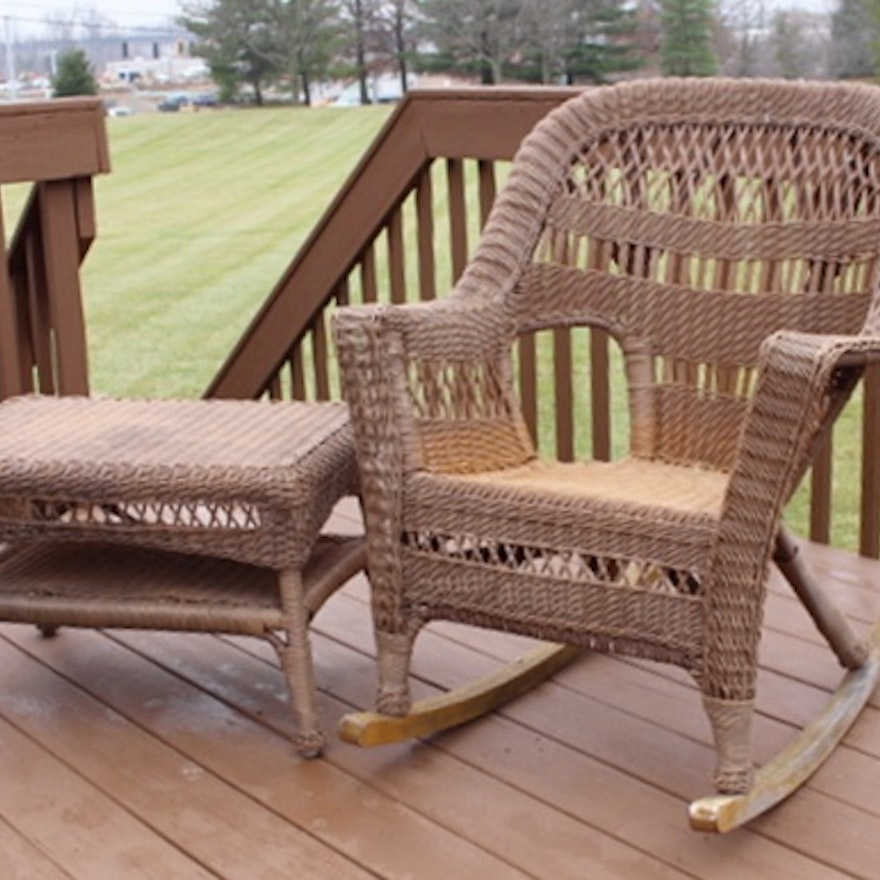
0;497;877;879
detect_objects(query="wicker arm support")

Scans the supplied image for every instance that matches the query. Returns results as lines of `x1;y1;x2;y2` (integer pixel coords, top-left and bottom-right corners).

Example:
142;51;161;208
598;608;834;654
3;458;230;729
704;331;880;704
695;329;879;793
335;298;533;711
334;304;411;647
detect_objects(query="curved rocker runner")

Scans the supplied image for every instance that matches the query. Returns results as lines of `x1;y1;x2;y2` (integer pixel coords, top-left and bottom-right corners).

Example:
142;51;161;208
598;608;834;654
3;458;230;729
339;643;584;748
689;620;880;832
340;619;880;833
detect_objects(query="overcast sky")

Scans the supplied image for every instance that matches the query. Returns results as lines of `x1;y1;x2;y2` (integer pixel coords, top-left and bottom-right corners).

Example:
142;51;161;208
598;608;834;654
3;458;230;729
2;1;185;34
0;0;838;36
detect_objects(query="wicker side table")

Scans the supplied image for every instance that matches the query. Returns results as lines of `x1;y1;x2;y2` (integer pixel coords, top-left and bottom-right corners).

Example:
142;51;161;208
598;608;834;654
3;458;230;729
0;395;364;756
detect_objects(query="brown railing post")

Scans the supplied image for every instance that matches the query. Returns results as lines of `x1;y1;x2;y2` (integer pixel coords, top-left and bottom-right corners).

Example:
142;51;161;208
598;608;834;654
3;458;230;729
0;99;109;400
861;364;880;557
0;206;24;398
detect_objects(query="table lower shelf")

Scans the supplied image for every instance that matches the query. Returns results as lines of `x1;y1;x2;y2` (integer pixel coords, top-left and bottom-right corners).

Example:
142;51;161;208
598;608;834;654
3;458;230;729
0;534;366;636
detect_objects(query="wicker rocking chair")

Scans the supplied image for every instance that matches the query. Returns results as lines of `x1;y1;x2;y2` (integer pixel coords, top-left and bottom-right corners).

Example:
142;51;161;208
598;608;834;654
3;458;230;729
334;78;880;831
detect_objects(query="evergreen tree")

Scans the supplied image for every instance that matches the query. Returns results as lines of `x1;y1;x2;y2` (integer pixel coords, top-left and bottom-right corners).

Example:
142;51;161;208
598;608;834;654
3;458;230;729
268;0;341;105
564;0;642;83
771;11;811;79
52;49;98;97
660;0;718;76
182;0;339;105
182;0;280;105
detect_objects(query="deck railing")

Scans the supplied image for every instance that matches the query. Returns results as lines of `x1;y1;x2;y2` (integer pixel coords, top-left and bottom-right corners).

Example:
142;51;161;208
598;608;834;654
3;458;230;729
0;98;110;399
208;87;880;558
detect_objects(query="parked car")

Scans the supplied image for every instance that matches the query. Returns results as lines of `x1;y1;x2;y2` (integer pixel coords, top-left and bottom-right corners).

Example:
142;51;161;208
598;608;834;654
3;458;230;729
157;94;189;113
191;92;218;108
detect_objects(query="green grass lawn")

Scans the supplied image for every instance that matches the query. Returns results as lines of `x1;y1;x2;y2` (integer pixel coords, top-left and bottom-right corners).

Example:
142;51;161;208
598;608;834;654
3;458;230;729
83;104;392;398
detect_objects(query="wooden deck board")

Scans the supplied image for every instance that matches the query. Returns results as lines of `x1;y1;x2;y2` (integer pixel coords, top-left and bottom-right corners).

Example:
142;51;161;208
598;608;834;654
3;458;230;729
0;693;214;880
0;636;373;880
0;502;877;878
0;814;83;880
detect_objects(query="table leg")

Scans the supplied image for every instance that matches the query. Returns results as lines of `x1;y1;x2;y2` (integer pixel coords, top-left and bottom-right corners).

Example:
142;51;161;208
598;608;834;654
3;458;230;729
276;566;326;758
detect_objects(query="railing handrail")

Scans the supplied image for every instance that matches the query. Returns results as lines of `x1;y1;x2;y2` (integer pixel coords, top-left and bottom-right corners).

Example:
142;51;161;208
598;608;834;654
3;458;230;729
0;98;110;185
206;87;579;400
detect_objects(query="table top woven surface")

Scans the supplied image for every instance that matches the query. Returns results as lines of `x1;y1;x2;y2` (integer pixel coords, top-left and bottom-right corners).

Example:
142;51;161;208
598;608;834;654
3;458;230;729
0;396;356;504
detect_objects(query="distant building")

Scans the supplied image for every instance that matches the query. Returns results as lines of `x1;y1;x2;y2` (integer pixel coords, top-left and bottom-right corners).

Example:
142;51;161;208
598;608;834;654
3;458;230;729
105;53;207;86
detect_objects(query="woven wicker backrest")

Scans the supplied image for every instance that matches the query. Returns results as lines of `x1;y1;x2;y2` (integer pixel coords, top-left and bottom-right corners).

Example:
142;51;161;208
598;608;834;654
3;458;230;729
453;79;880;472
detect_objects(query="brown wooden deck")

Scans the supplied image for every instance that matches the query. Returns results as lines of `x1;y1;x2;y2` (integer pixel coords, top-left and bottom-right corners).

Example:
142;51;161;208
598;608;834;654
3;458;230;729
0;496;878;879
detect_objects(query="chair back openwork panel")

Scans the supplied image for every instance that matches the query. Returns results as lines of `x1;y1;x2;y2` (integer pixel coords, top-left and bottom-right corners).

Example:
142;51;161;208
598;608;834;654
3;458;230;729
501;81;880;471
404;355;535;475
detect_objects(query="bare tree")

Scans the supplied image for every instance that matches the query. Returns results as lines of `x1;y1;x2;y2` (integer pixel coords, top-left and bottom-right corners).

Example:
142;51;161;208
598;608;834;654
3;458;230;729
414;0;523;84
717;0;767;76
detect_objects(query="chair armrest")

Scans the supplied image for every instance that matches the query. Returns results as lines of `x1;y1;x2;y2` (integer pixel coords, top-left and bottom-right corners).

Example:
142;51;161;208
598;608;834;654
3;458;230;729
335;296;511;361
726;328;880;520
703;329;880;697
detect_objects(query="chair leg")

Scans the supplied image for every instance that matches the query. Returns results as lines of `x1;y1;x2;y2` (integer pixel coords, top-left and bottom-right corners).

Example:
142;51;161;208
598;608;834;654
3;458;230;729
774;524;868;669
276;567;326;758
375;628;417;715
702;694;755;794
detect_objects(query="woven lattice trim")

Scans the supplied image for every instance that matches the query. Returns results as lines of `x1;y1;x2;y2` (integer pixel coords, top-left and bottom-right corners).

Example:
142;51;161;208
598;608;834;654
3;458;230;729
2;499;262;531
401;530;702;597
406;358;514;421
568;123;880;222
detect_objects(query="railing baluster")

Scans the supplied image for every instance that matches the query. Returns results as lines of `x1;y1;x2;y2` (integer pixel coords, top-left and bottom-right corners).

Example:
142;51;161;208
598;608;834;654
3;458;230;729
555;329;574;462
590;329;611;462
809;434;833;546
518;334;538;447
587;237;612;462
336;277;350;308
39;180;89;395
388;208;407;305
0;199;24;399
552;227;574;461
14;215;39;393
478;160;496;228
861;363;880;557
312;312;331;401
361;244;378;304
7;187;40;393
292;345;306;400
416;168;436;301
447;159;468;281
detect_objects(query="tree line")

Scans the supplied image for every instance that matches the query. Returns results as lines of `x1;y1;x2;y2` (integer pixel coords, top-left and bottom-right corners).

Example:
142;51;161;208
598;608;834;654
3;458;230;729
177;0;878;106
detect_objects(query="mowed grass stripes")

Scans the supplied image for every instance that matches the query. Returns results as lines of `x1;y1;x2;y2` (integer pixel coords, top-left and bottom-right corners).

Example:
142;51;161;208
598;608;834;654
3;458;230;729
84;105;391;399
